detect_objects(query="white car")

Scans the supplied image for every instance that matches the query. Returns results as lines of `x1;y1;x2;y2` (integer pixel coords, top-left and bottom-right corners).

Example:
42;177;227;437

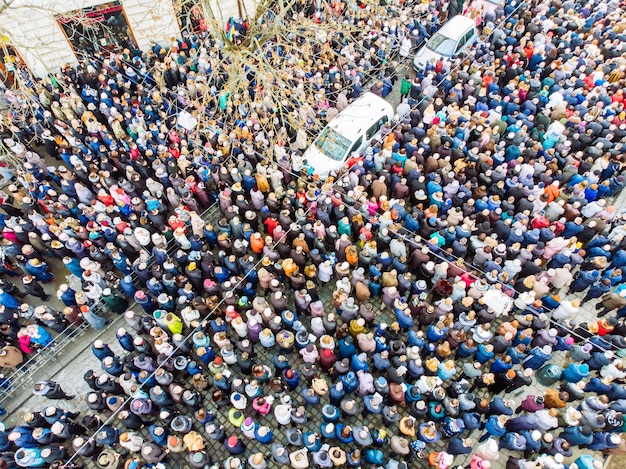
413;15;478;72
303;92;393;180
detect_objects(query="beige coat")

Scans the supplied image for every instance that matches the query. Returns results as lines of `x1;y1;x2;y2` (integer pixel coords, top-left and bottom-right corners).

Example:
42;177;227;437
601;292;626;310
0;346;23;368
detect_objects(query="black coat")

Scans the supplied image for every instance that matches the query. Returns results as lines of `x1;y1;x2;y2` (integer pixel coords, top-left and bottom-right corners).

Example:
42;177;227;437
24;280;48;299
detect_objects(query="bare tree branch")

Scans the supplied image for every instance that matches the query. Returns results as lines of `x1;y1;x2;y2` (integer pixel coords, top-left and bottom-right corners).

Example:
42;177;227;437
0;0;15;16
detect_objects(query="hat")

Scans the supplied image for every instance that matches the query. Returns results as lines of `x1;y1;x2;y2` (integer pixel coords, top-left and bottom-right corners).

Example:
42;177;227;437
609;434;621;445
51;421;64;434
241;417;255;432
415;190;427;200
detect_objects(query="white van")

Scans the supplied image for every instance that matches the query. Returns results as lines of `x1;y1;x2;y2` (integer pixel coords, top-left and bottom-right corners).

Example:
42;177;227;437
413;15;478;72
303;92;394;179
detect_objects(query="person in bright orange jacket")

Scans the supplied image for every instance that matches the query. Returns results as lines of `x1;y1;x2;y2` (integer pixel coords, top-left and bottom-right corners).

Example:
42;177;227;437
250;232;265;255
544;181;560;203
345;245;358;266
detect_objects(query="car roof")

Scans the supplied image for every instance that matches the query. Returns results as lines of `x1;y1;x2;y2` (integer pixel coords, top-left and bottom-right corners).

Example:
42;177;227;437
325;92;393;141
437;15;476;39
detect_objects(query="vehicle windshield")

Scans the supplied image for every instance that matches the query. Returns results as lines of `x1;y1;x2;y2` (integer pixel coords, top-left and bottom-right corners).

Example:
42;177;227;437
314;126;352;161
426;33;456;56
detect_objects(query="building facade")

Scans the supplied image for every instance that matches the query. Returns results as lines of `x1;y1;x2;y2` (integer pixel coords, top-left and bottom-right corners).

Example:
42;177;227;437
0;0;258;80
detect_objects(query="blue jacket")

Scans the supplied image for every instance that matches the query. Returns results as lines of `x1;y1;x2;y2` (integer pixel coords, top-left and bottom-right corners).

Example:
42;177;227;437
584;377;612;394
365;449;384;465
60;288;78;306
489;397;514;416
575;455;598;469
302;388;320;405
373;353;390;371
560;426;593;447
396;308;414;330
588;352;611;370
475;344;495;364
570;270;598;291
0;291;19;309
335;424;354;444
407;330;425;348
329;384;345;406
457;342;477;359
10;426;38;448
92;343;115;361
0;431;11;452
462;412;482;431
562;363;590;383
255;426;273;444
426;325;447;342
484;415;506;437
116;332;135;352
119;276;137;297
102;359;124;377
283;370;299;390
448;436;472;454
522;347;551;370
506;346;526;364
607;383;626;401
341;372;359;394
96;426;120;446
587;432;618;451
561;222;584;239
505;415;537;432
490;358;512;374
149;425;168;446
351;354;368;372
519;430;541;454
500;432;527;451
611;250;626;267
338;338;357;360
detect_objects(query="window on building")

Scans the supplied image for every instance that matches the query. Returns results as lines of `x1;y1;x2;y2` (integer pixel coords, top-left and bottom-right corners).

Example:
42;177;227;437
173;0;208;33
56;1;138;59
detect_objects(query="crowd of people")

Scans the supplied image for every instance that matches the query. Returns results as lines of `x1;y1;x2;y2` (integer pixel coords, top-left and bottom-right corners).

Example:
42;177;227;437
0;0;626;468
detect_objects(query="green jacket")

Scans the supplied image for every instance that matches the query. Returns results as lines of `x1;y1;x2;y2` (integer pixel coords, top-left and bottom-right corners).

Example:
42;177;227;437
400;78;412;96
